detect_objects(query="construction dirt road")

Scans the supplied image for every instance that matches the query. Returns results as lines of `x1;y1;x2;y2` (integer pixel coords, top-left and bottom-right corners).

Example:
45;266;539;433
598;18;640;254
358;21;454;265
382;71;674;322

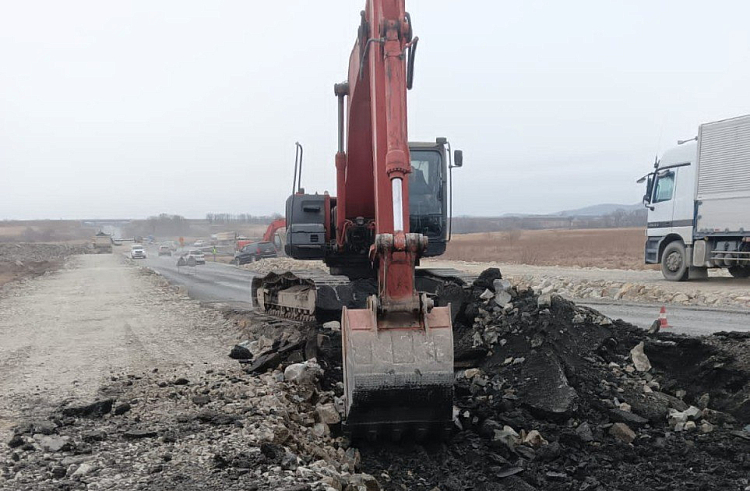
0;254;234;442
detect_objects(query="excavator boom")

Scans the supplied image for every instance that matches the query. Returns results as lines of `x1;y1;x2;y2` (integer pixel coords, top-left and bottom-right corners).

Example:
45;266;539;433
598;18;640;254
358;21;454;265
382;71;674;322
253;0;460;439
337;0;453;439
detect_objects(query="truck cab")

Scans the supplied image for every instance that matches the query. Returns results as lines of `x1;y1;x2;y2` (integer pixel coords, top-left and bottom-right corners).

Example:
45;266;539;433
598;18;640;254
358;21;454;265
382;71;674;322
641;114;750;280
642;142;698;279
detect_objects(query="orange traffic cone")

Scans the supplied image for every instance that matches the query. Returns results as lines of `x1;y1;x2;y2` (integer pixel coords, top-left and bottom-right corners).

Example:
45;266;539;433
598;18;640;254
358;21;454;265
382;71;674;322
659;306;671;328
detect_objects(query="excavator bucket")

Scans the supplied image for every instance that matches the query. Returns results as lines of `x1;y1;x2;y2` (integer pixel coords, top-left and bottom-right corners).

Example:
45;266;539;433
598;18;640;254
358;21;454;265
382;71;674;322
341;304;454;440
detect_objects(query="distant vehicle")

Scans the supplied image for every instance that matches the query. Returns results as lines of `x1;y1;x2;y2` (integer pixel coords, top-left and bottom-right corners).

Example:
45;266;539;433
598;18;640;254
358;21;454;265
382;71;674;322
185;249;206;265
640;114;750;280
193;240;206;247
215;231;236;245
158;245;172;256
92;232;112;254
130;244;146;259
233;241;277;265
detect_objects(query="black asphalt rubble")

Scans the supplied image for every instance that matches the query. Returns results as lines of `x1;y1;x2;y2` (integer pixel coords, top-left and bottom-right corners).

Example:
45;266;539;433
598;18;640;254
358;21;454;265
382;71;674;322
3;268;750;491
230;267;750;490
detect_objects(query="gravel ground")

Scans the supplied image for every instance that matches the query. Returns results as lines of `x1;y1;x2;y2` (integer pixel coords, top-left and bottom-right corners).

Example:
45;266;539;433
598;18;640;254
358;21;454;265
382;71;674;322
239;257;750;310
0;254;234;443
0;253;373;491
239;258;326;276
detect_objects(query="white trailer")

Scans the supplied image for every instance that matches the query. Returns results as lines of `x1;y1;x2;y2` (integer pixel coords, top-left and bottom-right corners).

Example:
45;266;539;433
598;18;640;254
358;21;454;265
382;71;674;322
640;114;750;280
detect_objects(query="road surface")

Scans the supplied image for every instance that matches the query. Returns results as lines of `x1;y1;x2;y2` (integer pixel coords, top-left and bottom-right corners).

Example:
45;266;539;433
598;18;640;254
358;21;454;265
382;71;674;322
141;251;255;308
136;251;750;337
581;301;750;337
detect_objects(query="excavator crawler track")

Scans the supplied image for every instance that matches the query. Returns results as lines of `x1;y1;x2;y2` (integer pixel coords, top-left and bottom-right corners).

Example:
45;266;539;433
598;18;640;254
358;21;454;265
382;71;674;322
252;267;476;440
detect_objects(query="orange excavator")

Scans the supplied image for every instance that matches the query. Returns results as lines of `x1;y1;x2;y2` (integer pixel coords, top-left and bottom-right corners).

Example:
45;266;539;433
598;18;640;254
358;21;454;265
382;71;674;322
262;218;286;252
253;0;465;439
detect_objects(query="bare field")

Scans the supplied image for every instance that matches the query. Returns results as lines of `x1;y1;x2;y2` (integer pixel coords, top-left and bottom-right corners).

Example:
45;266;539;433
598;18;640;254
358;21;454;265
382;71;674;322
0;220;92;242
443;227;652;270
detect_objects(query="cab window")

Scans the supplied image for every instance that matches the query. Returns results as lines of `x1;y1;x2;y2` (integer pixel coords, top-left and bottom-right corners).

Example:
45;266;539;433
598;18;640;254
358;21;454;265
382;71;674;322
409;150;442;215
653;171;675;203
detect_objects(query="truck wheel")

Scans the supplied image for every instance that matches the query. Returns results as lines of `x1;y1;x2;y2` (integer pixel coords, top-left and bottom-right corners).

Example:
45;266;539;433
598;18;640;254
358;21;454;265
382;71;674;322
728;266;750;278
661;241;689;281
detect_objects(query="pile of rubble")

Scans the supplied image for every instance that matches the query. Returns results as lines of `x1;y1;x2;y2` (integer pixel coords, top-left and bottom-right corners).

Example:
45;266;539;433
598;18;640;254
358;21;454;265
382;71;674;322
511;273;750;310
5;266;749;490
226;268;750;490
1;362;378;491
0;243;89;263
0;242;90;288
240;257;327;276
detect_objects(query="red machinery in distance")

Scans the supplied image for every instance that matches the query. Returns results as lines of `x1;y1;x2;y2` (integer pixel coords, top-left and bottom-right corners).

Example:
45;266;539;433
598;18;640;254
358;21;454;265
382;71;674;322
263;218;286;243
235;218;287;253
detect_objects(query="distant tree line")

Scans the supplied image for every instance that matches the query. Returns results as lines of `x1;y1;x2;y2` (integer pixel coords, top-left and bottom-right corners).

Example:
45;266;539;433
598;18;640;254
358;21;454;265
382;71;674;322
205;213;282;224
124;214;190;237
452;208;647;234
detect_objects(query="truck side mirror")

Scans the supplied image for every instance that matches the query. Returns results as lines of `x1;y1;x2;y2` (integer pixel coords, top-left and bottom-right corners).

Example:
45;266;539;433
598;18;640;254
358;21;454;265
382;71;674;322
453;150;463;168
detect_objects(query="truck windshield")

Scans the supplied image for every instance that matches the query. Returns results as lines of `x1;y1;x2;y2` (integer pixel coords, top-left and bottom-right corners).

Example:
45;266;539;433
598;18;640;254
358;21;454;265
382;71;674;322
409;150;442;215
653;171;675;203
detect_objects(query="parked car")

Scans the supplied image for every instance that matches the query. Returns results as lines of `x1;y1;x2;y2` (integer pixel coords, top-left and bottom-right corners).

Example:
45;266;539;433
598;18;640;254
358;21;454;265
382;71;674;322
233;241;277;265
185;249;206;265
193;240;206;247
131;244;146;259
158;245;172;256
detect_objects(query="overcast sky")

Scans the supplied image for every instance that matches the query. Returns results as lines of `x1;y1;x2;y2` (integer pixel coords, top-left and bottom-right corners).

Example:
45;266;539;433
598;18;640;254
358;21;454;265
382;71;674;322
2;0;750;219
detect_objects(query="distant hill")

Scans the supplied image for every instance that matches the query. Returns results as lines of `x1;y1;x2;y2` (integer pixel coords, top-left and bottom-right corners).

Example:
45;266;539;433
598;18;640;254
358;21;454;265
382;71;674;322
555;203;642;217
452;202;646;234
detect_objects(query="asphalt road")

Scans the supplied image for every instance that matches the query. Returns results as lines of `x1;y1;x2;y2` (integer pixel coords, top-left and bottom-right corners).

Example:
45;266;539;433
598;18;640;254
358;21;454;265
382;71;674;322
141;252;255;309
581;301;750;337
136;250;750;336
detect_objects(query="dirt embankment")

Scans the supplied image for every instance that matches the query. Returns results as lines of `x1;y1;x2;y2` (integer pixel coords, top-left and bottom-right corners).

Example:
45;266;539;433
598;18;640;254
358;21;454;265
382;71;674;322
0;243;89;288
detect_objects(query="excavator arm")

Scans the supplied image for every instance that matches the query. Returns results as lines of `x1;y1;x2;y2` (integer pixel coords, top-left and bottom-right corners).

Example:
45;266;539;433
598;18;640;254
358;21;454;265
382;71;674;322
338;0;454;439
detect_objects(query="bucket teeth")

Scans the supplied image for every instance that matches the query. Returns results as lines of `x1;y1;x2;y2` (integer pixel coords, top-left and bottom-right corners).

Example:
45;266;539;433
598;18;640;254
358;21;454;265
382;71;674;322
341;305;454;440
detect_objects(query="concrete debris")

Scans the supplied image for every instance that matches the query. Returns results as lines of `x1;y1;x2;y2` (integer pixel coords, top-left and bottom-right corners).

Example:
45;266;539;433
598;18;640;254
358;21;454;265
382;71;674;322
609;422;636;443
284;360;323;384
316;403;341;425
479;289;494;300
323;321;341;331
522;430;547;447
630;341;651;372
36;435;73;453
71;462;95;477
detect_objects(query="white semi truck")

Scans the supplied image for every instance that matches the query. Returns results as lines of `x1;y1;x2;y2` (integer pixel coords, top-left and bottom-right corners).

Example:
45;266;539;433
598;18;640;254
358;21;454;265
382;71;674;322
640;114;750;280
